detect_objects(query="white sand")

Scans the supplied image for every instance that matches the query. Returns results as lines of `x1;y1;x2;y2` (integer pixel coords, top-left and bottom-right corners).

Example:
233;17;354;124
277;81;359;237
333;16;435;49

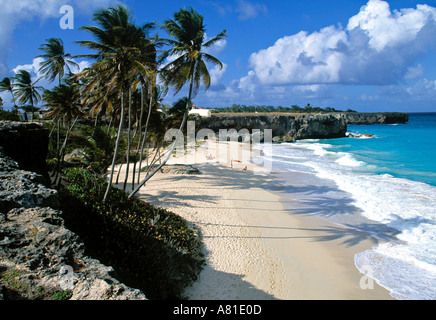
112;141;393;300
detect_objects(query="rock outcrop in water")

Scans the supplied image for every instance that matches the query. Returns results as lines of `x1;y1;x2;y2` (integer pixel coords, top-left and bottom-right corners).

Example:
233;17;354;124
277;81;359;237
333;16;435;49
0;121;146;300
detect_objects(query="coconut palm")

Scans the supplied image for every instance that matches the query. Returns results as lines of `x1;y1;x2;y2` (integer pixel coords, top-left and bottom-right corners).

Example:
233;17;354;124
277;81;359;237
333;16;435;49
13;70;44;118
0;77;19;114
43;81;83;185
161;7;227;100
43;83;82;124
38;38;79;85
76;4;156;201
129;7;227;198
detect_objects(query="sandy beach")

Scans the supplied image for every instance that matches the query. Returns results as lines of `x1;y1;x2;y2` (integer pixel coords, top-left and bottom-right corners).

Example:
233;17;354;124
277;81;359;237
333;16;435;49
113;141;393;300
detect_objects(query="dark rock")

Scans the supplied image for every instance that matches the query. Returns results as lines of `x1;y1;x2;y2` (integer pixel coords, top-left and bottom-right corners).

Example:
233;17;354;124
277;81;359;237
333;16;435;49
335;112;409;125
0;155;58;213
0;121;49;175
64;149;90;166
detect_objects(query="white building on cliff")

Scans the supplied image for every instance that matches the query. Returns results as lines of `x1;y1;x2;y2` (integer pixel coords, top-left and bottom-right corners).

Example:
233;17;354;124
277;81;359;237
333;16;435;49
189;105;211;118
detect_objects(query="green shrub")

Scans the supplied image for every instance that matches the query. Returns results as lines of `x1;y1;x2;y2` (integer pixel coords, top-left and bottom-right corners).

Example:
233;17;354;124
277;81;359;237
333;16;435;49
61;167;205;299
52;290;72;300
0;110;19;121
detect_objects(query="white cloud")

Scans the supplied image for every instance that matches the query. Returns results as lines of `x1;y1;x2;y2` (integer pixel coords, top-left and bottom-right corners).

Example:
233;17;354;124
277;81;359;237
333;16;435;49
13;57;45;80
204;32;228;57
347;0;435;52
406;78;436;98
236;0;267;21
209;63;227;91
404;64;425;80
76;59;92;73
250;26;346;86
0;0;113;78
247;0;436;87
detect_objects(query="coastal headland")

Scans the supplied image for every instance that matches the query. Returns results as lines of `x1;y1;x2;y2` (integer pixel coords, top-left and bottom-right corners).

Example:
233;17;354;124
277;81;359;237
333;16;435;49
196;112;408;142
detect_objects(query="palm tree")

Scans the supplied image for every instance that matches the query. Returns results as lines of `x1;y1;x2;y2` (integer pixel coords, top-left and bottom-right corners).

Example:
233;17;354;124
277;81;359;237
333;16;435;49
76;5;156;201
13;70;44;119
0;77;18;114
128;34;167;190
38;38;79;85
129;7;227;198
43;81;83;185
43;83;82;124
161;7;227;100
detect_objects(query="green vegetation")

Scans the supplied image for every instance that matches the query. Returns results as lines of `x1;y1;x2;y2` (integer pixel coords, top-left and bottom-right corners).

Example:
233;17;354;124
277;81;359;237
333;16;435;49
0;4;227;299
211;103;357;114
51;290;73;301
0;109;19;121
1;4;226;200
61;167;204;299
0;268;74;300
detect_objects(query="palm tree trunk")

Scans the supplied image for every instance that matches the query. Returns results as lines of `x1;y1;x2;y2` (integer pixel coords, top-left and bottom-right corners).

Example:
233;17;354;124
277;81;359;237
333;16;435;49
58;117;78;177
123;84;133;191
53;117;78;187
107;115;113;136
103;90;125;202
29;94;34;122
131;82;145;191
137;79;154;185
50;119;61;181
129;74;193;199
115;161;123;184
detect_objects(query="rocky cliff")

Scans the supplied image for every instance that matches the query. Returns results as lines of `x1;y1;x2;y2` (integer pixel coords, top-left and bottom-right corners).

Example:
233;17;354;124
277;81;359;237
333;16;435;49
334;112;409;125
0;121;146;300
0;122;49;175
196;112;409;142
197;114;347;142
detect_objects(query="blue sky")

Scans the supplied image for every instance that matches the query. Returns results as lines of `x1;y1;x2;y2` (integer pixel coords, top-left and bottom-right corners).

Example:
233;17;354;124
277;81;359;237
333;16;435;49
1;0;436;112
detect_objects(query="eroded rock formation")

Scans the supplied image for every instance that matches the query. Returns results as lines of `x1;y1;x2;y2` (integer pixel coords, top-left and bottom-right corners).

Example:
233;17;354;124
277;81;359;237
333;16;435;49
0;121;146;300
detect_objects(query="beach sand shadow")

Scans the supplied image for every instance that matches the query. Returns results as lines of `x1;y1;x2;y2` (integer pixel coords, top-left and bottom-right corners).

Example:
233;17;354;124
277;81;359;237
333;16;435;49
185;265;278;300
184;243;277;300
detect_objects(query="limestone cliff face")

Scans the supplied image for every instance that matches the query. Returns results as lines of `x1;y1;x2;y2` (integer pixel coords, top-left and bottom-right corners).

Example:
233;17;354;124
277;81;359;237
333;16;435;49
0;121;147;300
196;112;409;142
197;114;348;142
334;112;409;125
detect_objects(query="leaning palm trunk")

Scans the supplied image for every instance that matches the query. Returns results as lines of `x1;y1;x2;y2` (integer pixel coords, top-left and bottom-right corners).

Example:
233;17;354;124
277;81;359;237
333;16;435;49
128;107;189;199
103;91;125;202
130;82;145;191
123;84;133;191
129;76;193;199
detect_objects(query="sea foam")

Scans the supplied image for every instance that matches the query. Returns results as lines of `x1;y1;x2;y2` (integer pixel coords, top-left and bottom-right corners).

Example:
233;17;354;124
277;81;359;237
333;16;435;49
259;139;436;300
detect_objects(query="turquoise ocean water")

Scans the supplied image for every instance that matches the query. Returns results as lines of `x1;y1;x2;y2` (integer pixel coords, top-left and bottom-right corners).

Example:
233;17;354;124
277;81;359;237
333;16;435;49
257;113;436;300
